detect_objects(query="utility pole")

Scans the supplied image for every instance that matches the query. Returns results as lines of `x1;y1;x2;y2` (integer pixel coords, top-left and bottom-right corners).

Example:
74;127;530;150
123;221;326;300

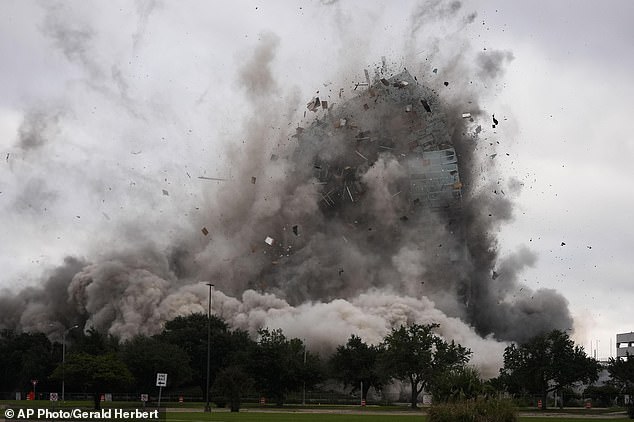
204;283;214;413
62;325;79;402
302;340;307;406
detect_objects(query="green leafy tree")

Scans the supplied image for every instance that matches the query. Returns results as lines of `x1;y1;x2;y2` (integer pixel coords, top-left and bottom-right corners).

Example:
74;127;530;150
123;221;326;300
431;365;483;403
71;327;119;355
583;384;620;407
0;329;57;393
500;329;599;410
329;335;385;401
249;328;322;406
157;314;255;396
51;353;133;409
380;323;471;408
120;335;193;392
608;353;634;415
212;365;254;412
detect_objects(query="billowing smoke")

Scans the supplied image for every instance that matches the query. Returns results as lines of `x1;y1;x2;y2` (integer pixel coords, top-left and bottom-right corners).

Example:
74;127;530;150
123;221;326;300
0;1;573;378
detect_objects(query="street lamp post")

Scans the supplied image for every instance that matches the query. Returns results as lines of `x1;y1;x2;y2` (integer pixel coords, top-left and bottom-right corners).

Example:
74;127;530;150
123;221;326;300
302;340;307;406
204;283;214;413
62;325;79;402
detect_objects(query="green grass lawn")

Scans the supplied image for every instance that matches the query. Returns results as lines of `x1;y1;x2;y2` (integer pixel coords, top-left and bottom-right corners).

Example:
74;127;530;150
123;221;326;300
2;402;631;422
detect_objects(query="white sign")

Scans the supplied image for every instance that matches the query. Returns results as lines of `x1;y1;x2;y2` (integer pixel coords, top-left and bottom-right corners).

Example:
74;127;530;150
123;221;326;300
140;394;148;402
50;393;58;402
156;373;168;387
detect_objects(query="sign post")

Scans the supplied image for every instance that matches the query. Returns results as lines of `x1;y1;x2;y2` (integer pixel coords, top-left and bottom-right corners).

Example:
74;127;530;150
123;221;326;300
50;392;58;409
141;394;148;408
156;373;167;408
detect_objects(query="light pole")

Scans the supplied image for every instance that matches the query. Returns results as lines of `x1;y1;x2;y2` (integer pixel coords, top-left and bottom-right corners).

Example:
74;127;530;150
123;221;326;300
302;339;307;406
62;325;79;402
204;283;214;413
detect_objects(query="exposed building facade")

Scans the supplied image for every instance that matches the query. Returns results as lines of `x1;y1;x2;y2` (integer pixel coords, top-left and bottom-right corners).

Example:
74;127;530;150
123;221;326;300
616;332;634;358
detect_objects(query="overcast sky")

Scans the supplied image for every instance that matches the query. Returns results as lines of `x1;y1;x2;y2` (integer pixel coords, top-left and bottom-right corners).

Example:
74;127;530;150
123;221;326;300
1;0;632;359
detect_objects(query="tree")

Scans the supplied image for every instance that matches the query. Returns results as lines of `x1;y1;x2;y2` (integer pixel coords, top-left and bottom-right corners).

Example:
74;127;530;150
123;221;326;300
212;365;254;412
0;329;58;393
71;327;119;355
249;328;322;406
430;366;483;403
500;329;600;410
608;353;634;415
157;313;255;396
329;335;385;401
51;353;133;409
120;335;192;392
380;323;471;408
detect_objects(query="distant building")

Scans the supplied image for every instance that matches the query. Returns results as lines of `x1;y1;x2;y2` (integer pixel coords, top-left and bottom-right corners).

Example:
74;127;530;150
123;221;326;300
616;332;634;358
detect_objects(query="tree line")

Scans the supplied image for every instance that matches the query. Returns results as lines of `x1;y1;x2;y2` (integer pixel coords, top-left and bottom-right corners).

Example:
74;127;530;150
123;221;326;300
0;315;633;413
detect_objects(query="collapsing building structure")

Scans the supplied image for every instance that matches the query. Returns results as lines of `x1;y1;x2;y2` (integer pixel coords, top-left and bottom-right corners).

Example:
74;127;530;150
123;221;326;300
258;70;471;307
299;70;462;212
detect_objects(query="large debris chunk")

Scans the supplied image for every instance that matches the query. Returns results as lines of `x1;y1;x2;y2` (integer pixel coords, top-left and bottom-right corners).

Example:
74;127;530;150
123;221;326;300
307;97;321;112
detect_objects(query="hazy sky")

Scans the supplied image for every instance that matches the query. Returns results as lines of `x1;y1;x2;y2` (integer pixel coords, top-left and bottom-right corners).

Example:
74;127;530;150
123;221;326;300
1;0;632;359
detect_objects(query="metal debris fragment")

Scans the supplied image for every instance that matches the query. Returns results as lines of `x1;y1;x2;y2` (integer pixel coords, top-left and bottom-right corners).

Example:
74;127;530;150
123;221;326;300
420;99;432;113
251;176;257;184
265;236;274;246
355;150;368;161
292;225;299;236
198;176;227;181
307;97;321;112
380;78;389;86
462;113;471;118
405;104;412;112
201;227;209;236
162;189;169;196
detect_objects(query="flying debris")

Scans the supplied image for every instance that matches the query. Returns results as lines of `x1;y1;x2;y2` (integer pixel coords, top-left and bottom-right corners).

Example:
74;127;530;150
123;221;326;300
198;176;227;181
307;97;321;112
287;70;469;303
420;99;432;113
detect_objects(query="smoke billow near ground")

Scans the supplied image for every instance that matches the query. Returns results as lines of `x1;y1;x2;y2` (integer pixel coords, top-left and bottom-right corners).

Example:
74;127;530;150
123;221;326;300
0;1;573;378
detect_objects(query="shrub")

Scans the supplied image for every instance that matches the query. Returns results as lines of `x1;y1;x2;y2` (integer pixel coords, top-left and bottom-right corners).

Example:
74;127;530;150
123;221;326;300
428;399;517;422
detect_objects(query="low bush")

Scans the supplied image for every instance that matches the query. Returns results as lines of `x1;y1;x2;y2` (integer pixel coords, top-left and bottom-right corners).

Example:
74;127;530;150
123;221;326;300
428;399;517;422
